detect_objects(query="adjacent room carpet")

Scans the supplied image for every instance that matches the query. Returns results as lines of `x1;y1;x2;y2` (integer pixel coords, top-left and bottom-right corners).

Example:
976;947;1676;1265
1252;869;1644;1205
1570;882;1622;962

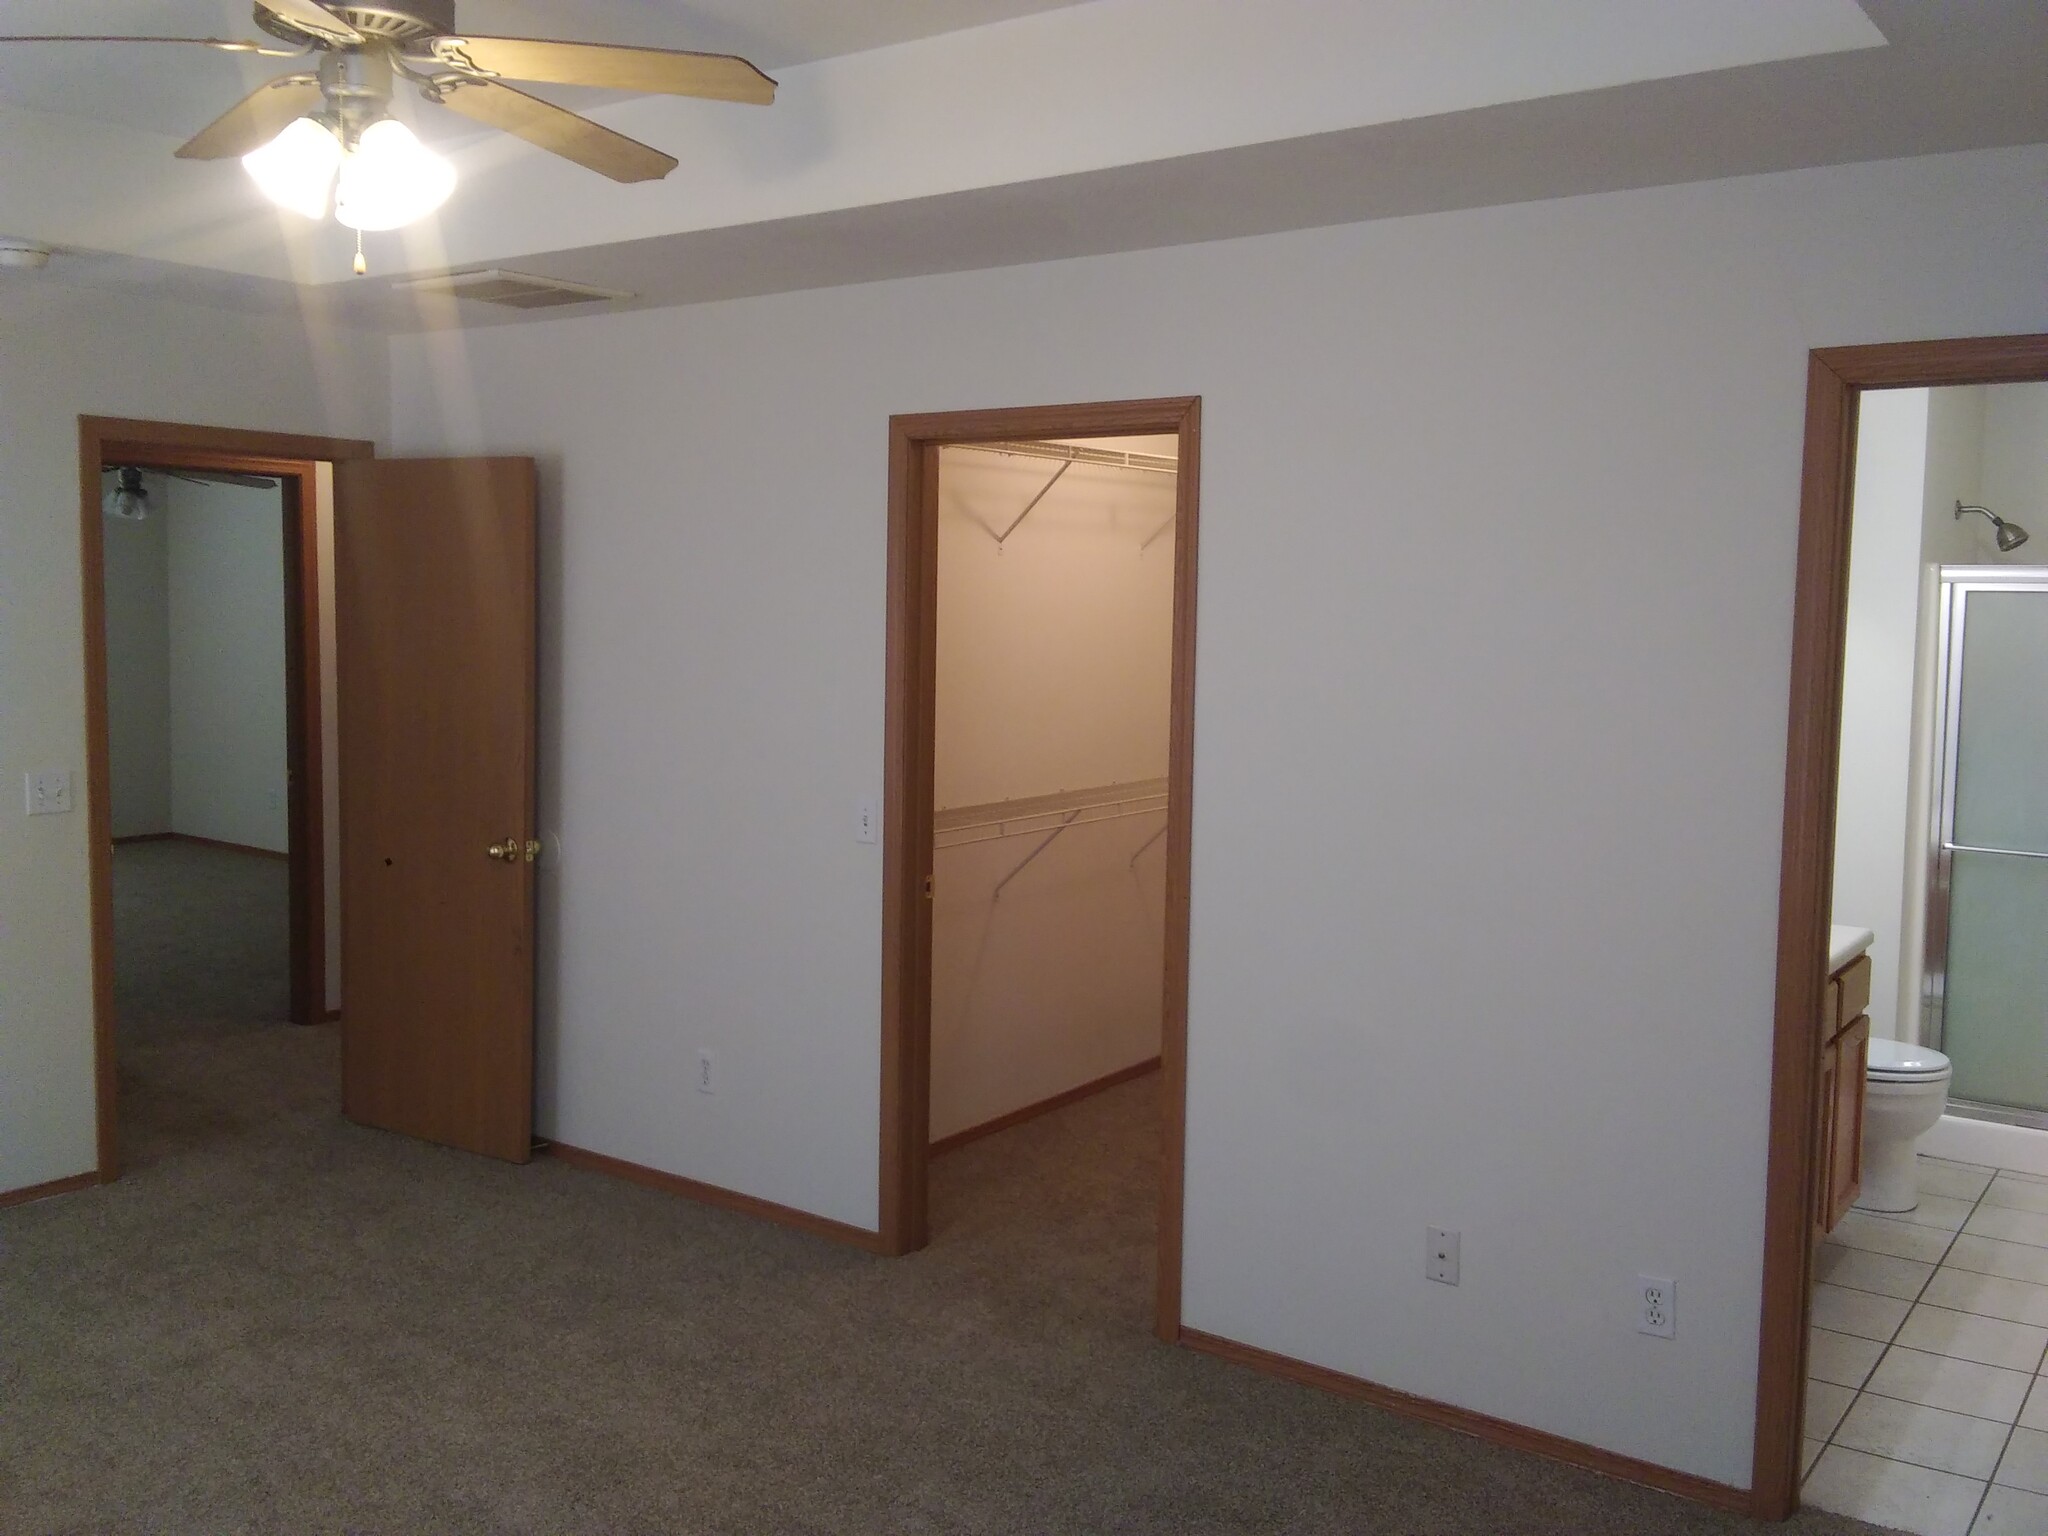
111;838;291;1047
5;864;1888;1532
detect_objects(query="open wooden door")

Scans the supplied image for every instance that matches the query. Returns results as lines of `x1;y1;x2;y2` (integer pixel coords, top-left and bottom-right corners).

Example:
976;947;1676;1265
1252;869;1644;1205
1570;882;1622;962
335;457;538;1163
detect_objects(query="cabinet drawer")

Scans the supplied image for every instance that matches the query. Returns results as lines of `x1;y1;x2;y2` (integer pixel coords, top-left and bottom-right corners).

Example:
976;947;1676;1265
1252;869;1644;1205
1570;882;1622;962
1835;955;1872;1032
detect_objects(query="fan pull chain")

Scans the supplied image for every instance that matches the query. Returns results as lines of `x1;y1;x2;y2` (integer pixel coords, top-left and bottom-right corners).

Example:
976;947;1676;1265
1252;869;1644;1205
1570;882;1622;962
353;229;367;277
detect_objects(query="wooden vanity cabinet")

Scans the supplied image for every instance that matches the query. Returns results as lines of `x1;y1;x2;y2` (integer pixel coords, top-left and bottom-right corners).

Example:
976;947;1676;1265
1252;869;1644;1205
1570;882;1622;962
1815;954;1873;1240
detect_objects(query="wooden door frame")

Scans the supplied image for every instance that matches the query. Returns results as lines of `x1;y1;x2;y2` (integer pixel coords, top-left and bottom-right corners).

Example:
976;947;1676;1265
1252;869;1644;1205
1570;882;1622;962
77;416;376;1180
877;396;1201;1339
1753;335;2048;1518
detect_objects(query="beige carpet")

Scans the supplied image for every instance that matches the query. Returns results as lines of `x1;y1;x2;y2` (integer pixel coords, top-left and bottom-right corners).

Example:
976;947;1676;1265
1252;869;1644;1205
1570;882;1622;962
111;838;290;1046
4;849;1891;1531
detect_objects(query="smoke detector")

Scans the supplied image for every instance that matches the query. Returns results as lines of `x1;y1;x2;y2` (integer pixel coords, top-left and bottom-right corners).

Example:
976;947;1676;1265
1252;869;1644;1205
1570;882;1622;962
0;239;52;270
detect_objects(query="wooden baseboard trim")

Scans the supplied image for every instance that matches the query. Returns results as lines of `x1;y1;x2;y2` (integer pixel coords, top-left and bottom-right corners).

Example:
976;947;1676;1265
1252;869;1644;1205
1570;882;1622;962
113;831;288;860
547;1140;888;1254
1178;1329;1751;1516
929;1057;1162;1157
0;1170;100;1210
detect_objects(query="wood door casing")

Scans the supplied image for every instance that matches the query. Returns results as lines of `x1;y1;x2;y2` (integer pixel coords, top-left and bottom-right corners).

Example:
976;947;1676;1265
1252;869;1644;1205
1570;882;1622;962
335;457;538;1163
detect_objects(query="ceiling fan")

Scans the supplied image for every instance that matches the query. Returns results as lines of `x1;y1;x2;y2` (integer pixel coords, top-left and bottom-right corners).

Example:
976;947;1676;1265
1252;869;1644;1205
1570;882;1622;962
103;465;283;520
6;3;775;244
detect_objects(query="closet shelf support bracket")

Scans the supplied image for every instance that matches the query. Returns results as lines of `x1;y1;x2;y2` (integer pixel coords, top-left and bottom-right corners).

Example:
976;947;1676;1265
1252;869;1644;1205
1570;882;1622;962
992;810;1081;899
996;459;1071;547
1128;823;1167;869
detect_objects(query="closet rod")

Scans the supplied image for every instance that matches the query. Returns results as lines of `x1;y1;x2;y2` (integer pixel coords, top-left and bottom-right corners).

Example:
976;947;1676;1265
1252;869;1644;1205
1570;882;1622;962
952;440;1179;476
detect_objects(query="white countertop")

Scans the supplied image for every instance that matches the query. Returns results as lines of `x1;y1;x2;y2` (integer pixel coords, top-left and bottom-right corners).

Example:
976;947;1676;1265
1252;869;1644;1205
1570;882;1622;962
1829;925;1875;975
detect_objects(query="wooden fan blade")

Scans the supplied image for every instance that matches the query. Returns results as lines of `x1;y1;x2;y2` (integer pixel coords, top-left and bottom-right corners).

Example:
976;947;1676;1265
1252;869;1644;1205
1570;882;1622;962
423;36;775;105
436;79;678;183
167;470;282;490
175;74;324;160
259;0;363;45
0;37;299;56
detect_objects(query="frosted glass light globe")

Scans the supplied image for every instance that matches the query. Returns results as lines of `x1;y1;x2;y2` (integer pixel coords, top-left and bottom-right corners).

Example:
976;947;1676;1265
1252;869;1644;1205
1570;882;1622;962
334;120;456;232
243;117;344;219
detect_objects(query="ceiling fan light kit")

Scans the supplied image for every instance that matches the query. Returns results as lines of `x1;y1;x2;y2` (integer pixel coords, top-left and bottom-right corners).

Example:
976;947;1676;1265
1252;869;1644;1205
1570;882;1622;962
240;44;455;232
245;116;456;232
243;117;345;218
3;1;776;272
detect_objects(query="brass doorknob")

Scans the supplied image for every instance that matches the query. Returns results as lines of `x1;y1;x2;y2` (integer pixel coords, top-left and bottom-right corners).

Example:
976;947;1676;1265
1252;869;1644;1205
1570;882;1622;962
488;839;519;862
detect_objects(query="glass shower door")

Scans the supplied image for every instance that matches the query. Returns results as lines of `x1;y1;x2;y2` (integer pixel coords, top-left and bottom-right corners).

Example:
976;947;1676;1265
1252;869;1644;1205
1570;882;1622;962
1932;572;2048;1114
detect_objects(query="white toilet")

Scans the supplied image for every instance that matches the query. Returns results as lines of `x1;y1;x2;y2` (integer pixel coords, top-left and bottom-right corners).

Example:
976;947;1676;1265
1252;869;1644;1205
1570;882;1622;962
1856;1037;1954;1213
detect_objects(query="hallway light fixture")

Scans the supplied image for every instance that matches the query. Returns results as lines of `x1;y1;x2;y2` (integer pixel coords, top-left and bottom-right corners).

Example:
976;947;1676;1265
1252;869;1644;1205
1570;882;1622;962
103;466;151;521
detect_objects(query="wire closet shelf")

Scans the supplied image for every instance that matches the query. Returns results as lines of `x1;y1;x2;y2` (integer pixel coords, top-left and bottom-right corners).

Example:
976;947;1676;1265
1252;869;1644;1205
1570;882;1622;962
935;780;1169;898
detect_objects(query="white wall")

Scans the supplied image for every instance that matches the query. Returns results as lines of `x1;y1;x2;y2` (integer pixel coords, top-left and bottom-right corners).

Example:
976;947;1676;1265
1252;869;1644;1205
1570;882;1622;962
385;144;2048;1488
930;447;1173;1140
1979;384;2048;550
99;477;171;838
1832;390;1929;1039
0;283;384;1196
98;475;292;852
1922;387;1990;568
165;480;289;853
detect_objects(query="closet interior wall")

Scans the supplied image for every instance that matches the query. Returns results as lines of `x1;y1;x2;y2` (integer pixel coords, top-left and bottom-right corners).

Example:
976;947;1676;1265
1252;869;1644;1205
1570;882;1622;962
930;440;1177;1144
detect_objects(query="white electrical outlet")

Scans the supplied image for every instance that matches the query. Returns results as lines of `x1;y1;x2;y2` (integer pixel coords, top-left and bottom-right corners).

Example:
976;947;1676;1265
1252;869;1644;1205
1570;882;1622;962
1638;1275;1676;1338
1427;1227;1460;1286
696;1049;717;1094
25;769;73;816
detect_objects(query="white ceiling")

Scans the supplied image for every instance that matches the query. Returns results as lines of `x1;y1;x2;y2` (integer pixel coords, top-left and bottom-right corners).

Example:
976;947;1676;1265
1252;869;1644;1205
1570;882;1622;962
1;0;2044;331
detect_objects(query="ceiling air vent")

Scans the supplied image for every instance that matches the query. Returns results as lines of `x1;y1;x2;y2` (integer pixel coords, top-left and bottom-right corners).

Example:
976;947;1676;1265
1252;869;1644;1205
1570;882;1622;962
393;268;633;309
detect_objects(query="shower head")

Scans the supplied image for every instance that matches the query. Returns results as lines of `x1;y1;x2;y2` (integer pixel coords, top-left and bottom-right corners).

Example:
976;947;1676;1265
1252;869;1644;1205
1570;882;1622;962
1956;501;2031;553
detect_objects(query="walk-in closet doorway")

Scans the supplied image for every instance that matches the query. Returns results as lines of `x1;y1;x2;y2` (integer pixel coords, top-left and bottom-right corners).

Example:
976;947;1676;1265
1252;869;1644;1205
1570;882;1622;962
878;398;1200;1340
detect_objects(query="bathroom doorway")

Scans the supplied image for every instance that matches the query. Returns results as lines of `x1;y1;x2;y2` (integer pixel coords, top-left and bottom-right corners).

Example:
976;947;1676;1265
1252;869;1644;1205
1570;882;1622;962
1755;335;2048;1520
1796;377;2048;1527
875;397;1200;1342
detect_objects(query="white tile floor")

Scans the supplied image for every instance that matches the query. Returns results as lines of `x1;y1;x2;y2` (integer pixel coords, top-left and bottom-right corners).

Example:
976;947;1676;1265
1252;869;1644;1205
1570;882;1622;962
1804;1156;2048;1535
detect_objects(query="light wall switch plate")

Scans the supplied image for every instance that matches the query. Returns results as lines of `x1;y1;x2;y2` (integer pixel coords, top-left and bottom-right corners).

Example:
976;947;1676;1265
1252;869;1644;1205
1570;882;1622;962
696;1049;716;1094
25;770;73;816
856;799;879;844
